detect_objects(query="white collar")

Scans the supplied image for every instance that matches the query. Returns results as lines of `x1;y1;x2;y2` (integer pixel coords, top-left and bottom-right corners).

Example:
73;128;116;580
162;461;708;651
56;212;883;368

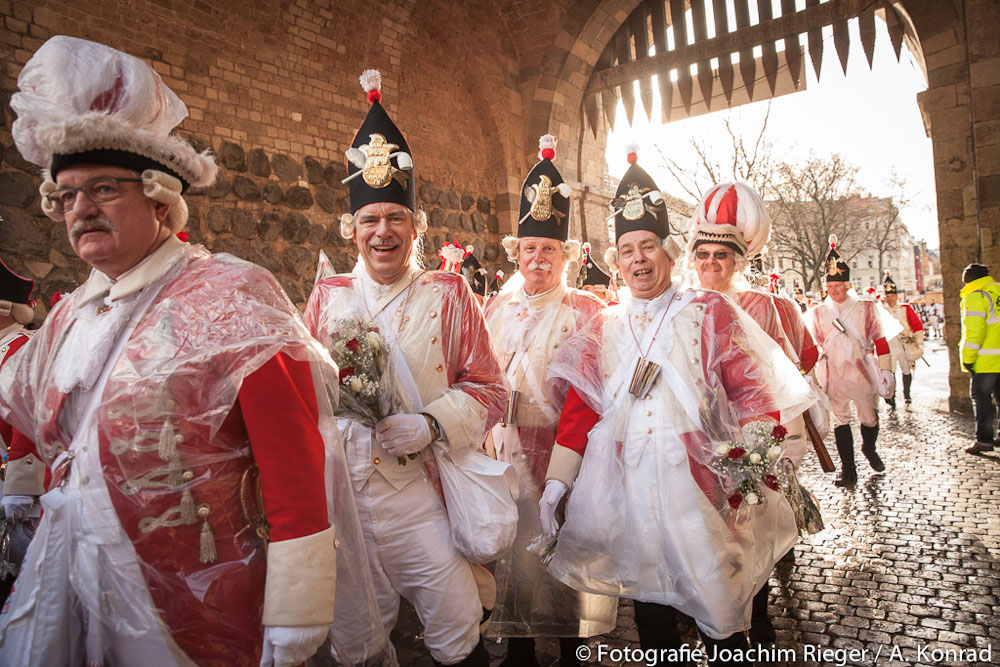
78;235;186;307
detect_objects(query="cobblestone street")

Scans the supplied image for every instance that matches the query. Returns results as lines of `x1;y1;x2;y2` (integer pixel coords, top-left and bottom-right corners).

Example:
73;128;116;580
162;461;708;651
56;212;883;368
382;336;999;667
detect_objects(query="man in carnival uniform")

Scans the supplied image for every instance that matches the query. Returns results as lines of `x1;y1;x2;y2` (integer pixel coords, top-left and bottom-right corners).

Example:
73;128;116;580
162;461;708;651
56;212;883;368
880;271;924;406
484;136;616;667
577;242;616;304
0;36;385;667
538;149;810;666
685;182;822;645
305;70;507;667
808;237;894;487
0;259;38;606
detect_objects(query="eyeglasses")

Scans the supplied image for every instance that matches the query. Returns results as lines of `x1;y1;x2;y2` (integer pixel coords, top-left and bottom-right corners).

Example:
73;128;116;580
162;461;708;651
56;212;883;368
46;177;143;213
695;249;735;261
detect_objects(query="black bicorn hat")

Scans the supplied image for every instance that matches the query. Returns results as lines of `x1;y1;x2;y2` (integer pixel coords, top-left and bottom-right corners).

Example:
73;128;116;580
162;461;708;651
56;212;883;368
824;234;850;283
882;270;898;295
0;257;35;305
344;70;414;214
577;242;611;288
610;144;670;242
793;280;804;296
517;135;572;241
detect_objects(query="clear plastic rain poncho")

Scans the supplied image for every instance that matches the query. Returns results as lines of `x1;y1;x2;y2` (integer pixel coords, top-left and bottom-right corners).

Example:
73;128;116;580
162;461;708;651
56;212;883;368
482;281;617;638
809;290;893;400
544;285;815;639
305;263;513;590
0;244;390;666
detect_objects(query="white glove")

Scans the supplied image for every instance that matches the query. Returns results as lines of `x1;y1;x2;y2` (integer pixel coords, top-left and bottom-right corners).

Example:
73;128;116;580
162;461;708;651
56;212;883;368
260;625;329;667
374;413;433;456
1;495;35;521
877;370;896;398
539;480;568;537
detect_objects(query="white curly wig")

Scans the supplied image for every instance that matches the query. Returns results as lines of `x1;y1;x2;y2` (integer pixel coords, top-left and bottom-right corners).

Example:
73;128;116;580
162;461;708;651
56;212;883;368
501;236;581;264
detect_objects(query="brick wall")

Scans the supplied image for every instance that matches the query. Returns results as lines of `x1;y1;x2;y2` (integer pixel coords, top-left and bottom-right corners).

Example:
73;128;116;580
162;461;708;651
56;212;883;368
0;0;525;314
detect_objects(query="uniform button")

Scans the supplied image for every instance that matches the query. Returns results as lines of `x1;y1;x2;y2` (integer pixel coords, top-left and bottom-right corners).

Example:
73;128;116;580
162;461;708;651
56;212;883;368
553;343;559;349
647;428;653;434
373;457;381;465
430;311;438;319
561;326;568;332
520;454;527;460
646;411;652;417
436;364;444;372
431;336;438;344
334;538;341;549
182;470;195;481
645;394;652;400
25;458;33;465
432;286;440;293
692;358;699;364
528;398;536;404
691;339;698;345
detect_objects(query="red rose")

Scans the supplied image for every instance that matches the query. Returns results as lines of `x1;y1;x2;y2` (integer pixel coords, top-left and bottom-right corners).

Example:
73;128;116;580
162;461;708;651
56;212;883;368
727;446;746;460
49;291;65;307
176;231;190;242
728;493;743;509
339;366;355;380
771;425;788;441
346;338;360;353
765;474;779;490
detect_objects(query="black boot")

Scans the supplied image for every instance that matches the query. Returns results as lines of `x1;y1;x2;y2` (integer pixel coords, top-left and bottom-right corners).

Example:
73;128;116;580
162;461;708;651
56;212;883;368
748;581;776;645
885;394;896;409
634;602;691;665
860;423;885;472
700;630;753;667
833;425;856;487
498;637;539;667
559;637;585;667
903;373;912;403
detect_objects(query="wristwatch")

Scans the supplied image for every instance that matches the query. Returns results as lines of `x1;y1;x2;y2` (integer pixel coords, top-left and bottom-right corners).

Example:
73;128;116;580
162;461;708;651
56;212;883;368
423;413;444;442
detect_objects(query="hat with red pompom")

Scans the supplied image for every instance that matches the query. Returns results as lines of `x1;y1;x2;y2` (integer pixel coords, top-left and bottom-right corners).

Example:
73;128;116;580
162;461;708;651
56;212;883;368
609;143;670;242
343;69;414;213
824;235;850;282
516;134;572;240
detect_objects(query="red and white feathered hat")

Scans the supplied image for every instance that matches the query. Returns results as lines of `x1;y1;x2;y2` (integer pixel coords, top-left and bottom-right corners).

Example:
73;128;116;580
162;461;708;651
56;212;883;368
686;183;770;257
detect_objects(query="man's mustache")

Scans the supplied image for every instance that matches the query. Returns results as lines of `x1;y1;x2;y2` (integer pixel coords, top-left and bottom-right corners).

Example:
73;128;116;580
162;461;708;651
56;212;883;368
527;260;552;271
69;217;116;243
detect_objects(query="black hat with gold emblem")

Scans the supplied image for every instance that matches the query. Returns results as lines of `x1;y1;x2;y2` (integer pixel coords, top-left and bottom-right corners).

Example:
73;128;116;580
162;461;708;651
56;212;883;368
517;135;572;240
343;70;414;214
610;144;669;242
882;270;898;295
577;242;612;288
824;234;850;282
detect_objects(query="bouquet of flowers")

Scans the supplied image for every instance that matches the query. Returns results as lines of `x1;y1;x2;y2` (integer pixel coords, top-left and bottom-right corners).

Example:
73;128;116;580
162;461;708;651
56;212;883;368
711;421;787;519
327;320;416;465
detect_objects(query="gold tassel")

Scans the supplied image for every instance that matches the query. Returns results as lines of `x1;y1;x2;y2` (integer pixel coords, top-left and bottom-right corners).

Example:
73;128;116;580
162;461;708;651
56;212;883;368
199;516;217;564
158;422;177;461
167;457;182;486
180;488;196;524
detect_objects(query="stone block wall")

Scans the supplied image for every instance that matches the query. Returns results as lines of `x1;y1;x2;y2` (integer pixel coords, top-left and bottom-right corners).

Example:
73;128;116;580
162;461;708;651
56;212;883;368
0;0;524;317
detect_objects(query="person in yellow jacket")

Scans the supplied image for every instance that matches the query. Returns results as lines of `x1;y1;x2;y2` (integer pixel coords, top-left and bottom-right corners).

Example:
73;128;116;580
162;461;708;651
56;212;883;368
959;263;1000;453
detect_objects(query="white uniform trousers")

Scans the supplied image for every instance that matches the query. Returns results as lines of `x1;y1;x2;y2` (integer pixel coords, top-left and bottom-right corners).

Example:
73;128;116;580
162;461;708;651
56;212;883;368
829;391;878;428
355;470;481;664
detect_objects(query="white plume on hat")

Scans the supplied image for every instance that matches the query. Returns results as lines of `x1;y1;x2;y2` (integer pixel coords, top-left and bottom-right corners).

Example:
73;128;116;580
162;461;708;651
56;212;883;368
686;182;771;257
10;35;216;189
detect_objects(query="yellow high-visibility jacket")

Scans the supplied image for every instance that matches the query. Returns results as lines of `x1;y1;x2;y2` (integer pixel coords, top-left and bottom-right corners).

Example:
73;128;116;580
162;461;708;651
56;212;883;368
960;275;1000;372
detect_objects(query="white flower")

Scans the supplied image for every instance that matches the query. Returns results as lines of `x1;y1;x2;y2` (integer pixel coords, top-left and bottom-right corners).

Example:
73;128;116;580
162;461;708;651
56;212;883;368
716;443;731;456
349;377;363;393
749;452;762;464
367;331;382;351
767;445;782;461
746;492;760;505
